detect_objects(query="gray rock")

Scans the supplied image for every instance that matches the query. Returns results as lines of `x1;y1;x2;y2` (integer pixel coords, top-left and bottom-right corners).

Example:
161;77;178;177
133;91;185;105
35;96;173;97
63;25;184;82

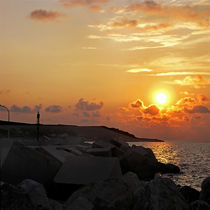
19;179;51;209
65;196;93;210
122;172;142;192
133;176;189;210
179;186;200;203
157;162;180;174
120;145;158;180
200;177;210;205
66;176;136;210
190;200;210;210
1;182;34;210
49;199;64;210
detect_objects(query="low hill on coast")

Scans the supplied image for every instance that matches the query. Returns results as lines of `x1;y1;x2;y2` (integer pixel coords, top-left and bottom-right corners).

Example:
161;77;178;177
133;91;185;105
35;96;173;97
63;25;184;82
0;120;163;142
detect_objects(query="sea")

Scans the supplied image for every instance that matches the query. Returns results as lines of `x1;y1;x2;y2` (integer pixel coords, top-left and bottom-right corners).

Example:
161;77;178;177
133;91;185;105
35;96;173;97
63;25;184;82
129;141;210;191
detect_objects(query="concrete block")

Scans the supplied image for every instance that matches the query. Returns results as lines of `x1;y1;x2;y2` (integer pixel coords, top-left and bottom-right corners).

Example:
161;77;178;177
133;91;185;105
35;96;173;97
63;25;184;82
54;156;122;185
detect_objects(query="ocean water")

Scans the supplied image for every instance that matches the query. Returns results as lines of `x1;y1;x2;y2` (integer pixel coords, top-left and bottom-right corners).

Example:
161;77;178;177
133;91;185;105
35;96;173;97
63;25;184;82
129;141;210;191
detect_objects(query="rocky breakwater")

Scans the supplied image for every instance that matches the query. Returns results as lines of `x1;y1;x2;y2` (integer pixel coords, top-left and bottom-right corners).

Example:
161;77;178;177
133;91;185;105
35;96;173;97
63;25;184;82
1;137;210;210
92;138;180;179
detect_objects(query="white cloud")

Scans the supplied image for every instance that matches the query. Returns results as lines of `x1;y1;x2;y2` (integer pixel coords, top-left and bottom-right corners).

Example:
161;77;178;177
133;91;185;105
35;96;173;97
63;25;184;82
127;68;152;73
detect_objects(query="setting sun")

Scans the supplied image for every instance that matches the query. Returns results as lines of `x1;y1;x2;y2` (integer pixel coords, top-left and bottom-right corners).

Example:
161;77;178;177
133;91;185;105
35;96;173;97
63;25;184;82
156;93;167;105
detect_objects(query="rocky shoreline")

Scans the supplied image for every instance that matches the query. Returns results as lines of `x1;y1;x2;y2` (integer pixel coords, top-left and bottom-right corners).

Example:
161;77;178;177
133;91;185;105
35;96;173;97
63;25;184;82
0;120;164;142
1;137;209;210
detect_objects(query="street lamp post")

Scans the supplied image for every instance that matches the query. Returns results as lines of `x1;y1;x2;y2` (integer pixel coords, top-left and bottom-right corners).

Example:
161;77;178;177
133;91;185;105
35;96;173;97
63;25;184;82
0;104;10;139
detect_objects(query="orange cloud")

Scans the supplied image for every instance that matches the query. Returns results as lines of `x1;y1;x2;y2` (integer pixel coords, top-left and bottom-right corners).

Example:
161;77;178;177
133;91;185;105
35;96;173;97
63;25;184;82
144;104;160;115
185;105;210;114
110;18;171;30
125;94;210;129
30;10;65;21
90;18;172;33
45;105;62;113
165;75;210;88
137;23;171;32
131;99;144;108
154;72;210;76
111;19;139;28
127;68;152;73
75;98;103;111
10;104;42;113
198;94;210;103
176;97;197;107
127;1;210;27
130;99;160;116
61;0;110;10
0;89;10;95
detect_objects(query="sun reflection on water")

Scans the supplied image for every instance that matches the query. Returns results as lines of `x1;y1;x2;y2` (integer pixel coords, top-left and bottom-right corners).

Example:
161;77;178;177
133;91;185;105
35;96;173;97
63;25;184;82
129;141;210;191
129;142;180;165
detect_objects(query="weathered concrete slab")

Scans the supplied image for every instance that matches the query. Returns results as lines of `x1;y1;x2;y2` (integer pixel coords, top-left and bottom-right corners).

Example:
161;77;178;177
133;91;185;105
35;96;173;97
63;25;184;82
54;156;122;185
0;138;13;167
40;146;75;163
92;140;114;150
75;144;92;152
110;138;129;149
86;147;112;157
48;136;86;146
1;142;61;185
92;138;130;158
60;146;84;156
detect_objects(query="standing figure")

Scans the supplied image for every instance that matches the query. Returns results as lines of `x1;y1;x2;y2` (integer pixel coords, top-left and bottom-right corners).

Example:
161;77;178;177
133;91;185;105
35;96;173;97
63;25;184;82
37;112;40;142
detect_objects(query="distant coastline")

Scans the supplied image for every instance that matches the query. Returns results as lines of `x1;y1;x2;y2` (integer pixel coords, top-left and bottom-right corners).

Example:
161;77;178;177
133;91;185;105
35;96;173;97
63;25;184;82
0;120;164;142
101;126;164;142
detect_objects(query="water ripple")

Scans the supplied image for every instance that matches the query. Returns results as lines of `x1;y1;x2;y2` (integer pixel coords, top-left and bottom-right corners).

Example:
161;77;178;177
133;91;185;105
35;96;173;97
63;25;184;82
129;141;210;191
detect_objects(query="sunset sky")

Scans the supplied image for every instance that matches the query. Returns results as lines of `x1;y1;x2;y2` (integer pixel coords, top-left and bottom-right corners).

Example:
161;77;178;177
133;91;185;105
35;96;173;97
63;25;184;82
1;0;210;141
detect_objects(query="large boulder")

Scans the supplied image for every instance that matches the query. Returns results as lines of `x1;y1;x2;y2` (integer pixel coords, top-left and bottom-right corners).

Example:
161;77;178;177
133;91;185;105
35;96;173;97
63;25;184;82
49;199;64;210
179;186;200;203
190;200;210;210
122;172;142;192
156;162;180;174
66;196;93;210
2;179;64;210
200;177;210;205
133;176;189;210
66;172;142;210
0;182;34;210
18;179;51;209
120;145;158;180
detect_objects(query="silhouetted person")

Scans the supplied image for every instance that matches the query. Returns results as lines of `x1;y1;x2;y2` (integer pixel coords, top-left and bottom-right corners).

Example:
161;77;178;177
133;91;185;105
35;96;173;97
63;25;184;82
37;112;40;142
37;112;40;125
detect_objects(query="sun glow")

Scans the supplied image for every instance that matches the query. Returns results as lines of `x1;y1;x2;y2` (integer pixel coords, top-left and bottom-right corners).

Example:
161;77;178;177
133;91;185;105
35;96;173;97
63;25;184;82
156;93;167;105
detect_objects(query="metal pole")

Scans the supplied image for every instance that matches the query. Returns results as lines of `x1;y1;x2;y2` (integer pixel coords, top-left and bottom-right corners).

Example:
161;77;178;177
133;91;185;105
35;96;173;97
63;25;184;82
0;104;10;139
